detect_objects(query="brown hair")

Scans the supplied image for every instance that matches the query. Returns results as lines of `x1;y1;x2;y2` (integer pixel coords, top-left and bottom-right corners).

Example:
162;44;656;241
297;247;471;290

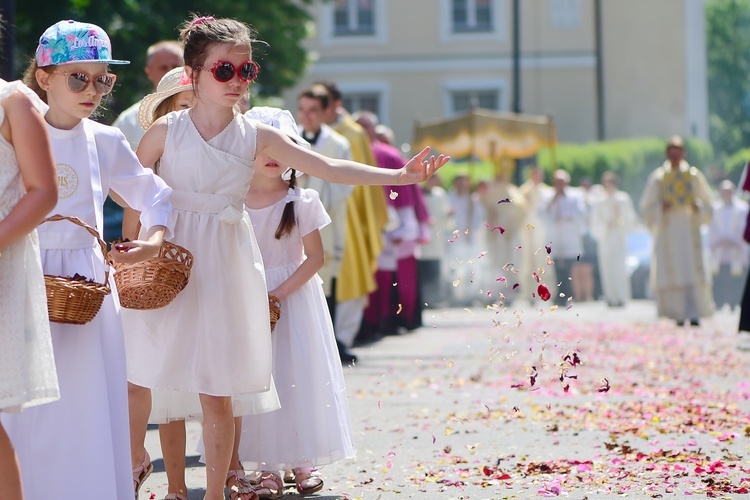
152;94;179;123
274;169;298;239
23;59;49;103
297;85;330;110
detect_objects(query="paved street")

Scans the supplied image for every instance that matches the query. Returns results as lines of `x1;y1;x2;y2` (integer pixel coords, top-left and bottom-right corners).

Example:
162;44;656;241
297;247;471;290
139;300;750;499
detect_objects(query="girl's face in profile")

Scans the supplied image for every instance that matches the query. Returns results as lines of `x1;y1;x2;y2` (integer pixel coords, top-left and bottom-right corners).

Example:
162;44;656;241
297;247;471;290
253;151;285;180
170;90;196;112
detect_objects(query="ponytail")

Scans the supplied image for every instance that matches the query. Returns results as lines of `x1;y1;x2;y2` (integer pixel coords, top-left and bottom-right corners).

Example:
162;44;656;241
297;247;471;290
274;169;298;239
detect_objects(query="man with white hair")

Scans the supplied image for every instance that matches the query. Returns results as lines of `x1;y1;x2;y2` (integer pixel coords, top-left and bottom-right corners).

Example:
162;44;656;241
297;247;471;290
113;40;184;150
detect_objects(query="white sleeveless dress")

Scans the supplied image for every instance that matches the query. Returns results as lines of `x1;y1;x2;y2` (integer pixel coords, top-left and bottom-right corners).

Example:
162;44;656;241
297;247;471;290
123;110;278;422
0;79;59;413
237;187;356;470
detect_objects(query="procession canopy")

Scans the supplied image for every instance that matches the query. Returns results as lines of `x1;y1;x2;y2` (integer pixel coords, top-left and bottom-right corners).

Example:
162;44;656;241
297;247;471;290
412;108;558;164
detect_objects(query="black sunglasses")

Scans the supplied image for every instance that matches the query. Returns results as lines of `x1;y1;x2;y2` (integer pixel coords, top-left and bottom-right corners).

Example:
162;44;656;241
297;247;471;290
198;60;259;83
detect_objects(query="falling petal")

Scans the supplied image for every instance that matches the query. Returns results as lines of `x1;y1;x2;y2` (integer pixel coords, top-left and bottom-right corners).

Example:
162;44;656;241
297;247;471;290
537;284;551;301
389;190;398;200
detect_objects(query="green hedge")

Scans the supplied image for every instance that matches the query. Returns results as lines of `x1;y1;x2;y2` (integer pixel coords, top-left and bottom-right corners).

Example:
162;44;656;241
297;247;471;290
434;137;716;204
537;137;714;202
724;148;750;184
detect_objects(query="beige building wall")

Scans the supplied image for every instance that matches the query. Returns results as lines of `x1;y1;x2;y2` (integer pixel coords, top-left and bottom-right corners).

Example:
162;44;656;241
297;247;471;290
281;0;707;149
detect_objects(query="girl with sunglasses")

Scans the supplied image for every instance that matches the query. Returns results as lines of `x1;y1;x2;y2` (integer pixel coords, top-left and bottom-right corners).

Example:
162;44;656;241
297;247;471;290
123;15;448;500
1;20;174;500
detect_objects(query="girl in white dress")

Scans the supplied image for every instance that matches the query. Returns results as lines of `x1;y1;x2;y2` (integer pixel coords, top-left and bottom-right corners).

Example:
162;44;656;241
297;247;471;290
0;79;58;500
1;20;174;500
123;15;449;500
240;106;355;498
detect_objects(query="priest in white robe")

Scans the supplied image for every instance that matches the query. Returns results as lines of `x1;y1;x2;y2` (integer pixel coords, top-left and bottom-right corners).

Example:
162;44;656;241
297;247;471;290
639;136;714;326
591;171;637;307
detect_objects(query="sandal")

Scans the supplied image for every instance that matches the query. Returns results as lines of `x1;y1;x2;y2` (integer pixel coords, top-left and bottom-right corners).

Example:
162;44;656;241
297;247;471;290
255;472;283;499
283;469;295;484
294;469;324;495
164;494;188;500
133;449;154;499
225;468;259;500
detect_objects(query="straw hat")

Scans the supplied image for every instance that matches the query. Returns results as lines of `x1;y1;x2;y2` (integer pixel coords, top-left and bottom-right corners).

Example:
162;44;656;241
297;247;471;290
138;67;192;130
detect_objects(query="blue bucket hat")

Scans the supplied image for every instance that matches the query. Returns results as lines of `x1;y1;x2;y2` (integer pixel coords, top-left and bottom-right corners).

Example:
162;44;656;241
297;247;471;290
35;20;130;67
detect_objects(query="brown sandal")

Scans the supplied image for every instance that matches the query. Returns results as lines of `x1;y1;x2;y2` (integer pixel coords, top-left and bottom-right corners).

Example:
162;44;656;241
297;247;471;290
294;469;324;495
226;468;259;500
255;472;283;499
133;449;154;499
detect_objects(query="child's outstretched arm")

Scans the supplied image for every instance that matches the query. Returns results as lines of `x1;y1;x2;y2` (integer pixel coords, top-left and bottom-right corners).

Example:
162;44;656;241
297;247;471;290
0;90;57;251
257;124;450;186
268;229;325;302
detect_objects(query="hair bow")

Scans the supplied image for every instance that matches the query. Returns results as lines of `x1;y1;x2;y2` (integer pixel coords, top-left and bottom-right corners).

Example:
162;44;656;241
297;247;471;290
284;187;302;204
192;16;215;26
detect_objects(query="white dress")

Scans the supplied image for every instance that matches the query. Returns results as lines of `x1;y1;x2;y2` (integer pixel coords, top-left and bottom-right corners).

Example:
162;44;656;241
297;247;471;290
0;80;59;413
2;117;173;500
123;110;278;423
238;187;356;470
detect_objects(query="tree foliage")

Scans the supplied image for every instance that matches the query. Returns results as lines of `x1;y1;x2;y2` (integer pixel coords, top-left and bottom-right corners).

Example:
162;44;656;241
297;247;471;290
12;0;312;121
706;0;750;158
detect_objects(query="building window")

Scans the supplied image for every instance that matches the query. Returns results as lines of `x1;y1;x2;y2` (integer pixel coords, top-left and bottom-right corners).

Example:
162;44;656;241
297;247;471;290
452;0;493;33
549;0;581;29
334;0;375;36
451;89;500;113
342;92;381;117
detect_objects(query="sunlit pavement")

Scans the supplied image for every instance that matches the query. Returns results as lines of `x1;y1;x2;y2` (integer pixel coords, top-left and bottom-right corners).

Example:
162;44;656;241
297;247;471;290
139;300;750;499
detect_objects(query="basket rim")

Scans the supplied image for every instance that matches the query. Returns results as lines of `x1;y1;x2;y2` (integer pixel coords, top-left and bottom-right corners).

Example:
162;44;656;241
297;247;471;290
41;214;110;288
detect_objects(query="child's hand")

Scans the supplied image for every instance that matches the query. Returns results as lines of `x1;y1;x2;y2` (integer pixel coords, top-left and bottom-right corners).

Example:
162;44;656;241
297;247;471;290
399;147;451;185
268;287;287;302
110;239;161;264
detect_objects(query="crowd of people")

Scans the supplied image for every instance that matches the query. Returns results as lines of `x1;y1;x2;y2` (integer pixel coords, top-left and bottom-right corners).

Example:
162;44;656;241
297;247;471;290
0;16;449;500
425;138;750;328
3;14;750;500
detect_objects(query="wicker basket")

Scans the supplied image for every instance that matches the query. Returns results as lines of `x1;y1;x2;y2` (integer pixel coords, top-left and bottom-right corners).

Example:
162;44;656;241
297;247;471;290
112;239;194;310
43;215;111;325
269;294;281;332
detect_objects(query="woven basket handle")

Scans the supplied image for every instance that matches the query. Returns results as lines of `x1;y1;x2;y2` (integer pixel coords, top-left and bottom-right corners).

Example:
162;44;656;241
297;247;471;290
41;214;110;282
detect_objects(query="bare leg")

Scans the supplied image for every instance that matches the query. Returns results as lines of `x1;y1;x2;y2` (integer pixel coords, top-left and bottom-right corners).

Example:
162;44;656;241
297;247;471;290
128;382;152;470
571;264;584;301
199;394;234;500
159;420;188;496
581;263;594;301
0;422;23;500
225;417;256;499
